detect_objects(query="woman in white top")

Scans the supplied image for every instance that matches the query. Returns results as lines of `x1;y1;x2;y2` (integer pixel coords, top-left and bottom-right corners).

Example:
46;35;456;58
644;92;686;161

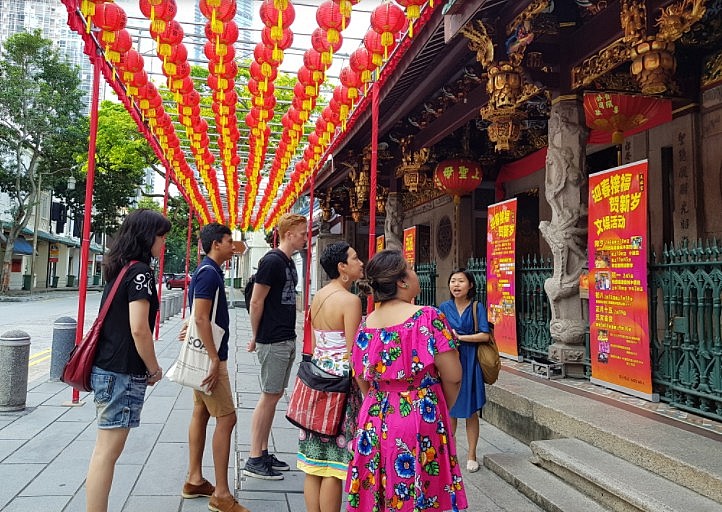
298;241;364;512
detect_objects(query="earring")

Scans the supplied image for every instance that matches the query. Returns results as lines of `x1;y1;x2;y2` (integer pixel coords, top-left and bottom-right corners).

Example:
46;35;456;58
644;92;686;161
341;274;349;283
402;282;409;289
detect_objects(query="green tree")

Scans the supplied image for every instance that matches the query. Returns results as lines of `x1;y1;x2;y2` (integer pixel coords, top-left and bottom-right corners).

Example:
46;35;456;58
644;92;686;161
54;101;155;238
0;30;84;292
164;196;199;273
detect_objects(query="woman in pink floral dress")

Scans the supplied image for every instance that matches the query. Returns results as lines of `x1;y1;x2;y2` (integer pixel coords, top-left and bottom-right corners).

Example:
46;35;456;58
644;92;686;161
347;250;467;512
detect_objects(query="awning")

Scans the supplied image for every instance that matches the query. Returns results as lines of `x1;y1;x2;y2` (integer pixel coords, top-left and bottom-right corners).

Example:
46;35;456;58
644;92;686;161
12;237;33;255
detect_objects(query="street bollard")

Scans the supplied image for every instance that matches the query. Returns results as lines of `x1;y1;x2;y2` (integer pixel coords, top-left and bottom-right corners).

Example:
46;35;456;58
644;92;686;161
162;295;170;322
50;317;77;381
0;330;31;412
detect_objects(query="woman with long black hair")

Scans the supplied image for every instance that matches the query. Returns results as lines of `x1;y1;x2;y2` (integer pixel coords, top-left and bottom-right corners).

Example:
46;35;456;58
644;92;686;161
85;209;171;512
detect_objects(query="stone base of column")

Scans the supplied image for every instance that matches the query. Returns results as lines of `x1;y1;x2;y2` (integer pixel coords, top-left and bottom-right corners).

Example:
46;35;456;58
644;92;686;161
548;343;587;378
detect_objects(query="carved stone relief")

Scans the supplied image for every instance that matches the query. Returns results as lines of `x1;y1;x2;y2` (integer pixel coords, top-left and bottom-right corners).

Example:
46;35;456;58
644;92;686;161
538;97;589;376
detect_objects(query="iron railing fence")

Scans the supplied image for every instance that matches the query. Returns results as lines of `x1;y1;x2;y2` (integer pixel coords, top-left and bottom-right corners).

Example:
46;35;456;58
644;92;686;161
415;262;438;306
649;239;722;421
517;255;554;361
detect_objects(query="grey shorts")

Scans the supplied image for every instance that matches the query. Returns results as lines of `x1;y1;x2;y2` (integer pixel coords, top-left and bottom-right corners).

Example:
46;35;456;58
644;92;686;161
257;338;296;394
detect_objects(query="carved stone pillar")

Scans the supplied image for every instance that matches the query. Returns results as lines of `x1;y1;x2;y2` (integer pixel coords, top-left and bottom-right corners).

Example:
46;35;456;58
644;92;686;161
539;97;588;377
384;192;404;251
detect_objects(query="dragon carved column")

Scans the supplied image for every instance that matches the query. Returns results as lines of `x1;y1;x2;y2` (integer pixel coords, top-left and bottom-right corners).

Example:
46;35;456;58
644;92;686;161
539;97;588;377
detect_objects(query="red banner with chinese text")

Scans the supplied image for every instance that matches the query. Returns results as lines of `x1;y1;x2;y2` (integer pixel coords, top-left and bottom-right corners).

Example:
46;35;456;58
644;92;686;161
588;160;656;400
403;227;416;267
486;199;519;359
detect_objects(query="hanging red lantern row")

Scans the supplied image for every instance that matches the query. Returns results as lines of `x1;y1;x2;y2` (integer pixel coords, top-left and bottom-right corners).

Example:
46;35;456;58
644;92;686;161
239;0;295;230
92;2;210;220
201;3;240;227
266;0;440;229
139;7;224;223
250;0;357;229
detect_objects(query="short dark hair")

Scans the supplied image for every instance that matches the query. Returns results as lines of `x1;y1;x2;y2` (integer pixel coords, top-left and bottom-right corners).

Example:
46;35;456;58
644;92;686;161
358;249;408;302
320;241;350;279
200;223;232;254
448;268;477;300
104;209;171;281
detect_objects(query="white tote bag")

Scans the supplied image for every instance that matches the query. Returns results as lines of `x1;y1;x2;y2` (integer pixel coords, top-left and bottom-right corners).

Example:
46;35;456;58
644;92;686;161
167;278;225;395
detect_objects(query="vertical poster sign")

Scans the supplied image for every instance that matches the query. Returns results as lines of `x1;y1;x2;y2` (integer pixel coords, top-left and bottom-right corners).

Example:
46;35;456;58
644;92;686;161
376;235;385;253
588;160;657;401
486;199;520;360
403;227;416;267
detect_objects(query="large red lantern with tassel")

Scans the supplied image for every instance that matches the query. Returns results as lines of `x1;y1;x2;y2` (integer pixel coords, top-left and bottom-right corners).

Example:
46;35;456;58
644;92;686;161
139;0;177;21
434;159;483;204
316;1;349;44
395;0;425;37
199;0;236;21
583;92;672;145
349;47;376;83
363;29;386;67
93;3;127;32
370;3;405;54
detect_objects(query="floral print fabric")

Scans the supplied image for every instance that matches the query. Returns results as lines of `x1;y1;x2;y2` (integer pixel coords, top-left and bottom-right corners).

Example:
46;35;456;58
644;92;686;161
347;307;467;512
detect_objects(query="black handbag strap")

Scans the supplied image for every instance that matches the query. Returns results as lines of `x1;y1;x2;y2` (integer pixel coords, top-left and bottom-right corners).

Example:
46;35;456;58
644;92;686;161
96;261;138;325
471;300;478;333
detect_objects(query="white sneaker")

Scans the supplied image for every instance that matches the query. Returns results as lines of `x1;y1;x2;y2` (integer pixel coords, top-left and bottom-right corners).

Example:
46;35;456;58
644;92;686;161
466;459;480;472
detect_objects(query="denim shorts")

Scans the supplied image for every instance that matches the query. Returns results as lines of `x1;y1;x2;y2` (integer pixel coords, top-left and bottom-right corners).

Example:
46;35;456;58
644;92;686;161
90;366;147;429
257;339;296;394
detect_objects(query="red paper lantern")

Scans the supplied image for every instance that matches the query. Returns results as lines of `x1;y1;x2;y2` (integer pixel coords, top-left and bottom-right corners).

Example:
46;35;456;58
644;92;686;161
332;0;361;20
149;19;182;44
311;28;342;66
434;159;483;204
259;0;295;29
119;50;144;73
94;3;127;32
316;0;349;41
370;3;404;50
204;20;238;44
395;0;425;37
158;43;187;64
349;47;376;83
139;0;177;21
204;41;235;62
363;29;385;66
261;25;293;49
298;66;321;96
207;74;234;91
339;67;361;101
199;0;236;22
254;42;280;66
583;93;672;144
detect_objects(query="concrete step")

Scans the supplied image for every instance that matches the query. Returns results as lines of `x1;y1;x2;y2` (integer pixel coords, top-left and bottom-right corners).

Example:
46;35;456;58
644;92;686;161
483;369;722;505
530;438;722;512
485;452;612;512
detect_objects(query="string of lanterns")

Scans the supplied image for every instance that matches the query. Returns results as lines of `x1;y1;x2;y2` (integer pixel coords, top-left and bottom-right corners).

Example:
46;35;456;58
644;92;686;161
67;0;438;230
86;0;211;223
